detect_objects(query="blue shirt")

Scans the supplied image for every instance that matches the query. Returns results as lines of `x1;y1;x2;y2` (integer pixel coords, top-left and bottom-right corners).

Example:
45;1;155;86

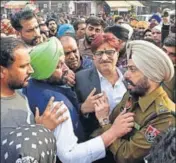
76;56;93;73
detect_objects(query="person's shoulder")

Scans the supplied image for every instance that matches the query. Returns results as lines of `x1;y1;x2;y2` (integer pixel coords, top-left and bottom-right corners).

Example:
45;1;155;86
76;66;94;77
43;88;70;102
24;79;46;94
155;93;175;116
82;56;92;63
82;57;93;68
77;38;84;47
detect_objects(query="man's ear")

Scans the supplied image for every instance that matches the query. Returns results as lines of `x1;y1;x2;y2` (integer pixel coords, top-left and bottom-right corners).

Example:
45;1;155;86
0;66;8;79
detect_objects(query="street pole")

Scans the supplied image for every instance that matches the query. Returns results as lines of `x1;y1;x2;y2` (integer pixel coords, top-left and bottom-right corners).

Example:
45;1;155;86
49;0;51;12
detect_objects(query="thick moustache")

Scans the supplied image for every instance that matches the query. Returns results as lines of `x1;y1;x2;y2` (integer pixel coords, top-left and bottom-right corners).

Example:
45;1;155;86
126;79;135;87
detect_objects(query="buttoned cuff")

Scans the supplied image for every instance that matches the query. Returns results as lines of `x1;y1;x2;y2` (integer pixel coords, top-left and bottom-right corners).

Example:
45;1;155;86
88;136;106;161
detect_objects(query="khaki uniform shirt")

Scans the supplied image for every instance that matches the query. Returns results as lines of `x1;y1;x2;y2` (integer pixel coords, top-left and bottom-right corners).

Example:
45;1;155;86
78;38;93;59
93;86;175;163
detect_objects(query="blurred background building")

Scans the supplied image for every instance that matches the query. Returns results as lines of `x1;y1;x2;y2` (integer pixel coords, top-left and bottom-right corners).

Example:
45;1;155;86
1;0;175;18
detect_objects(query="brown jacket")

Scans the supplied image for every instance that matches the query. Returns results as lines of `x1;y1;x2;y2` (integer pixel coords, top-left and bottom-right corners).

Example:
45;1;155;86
93;86;175;163
78;38;93;59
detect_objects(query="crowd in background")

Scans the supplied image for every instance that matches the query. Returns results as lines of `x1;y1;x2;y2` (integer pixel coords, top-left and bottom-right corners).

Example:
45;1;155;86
0;6;176;163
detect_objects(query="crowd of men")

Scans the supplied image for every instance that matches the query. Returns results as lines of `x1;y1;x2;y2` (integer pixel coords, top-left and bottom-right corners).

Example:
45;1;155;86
0;7;176;163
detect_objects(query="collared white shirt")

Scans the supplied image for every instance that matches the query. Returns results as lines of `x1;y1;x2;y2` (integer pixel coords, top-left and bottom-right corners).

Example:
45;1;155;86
53;102;105;163
27;101;105;163
97;68;127;114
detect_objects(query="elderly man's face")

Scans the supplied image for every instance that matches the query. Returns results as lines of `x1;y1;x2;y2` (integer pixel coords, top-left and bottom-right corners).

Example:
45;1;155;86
47;55;69;84
85;24;103;44
2;47;34;89
151;28;161;44
93;42;118;75
19;17;41;46
124;59;150;97
61;38;81;72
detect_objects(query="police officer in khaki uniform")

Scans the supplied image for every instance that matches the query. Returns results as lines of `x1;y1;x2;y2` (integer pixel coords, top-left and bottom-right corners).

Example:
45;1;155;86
93;40;176;163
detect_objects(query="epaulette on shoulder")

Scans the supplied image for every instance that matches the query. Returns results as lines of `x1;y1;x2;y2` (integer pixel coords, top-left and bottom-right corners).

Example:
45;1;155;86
155;96;175;116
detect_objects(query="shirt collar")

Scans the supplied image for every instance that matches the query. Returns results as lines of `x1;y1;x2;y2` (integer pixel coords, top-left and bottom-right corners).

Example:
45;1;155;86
138;86;166;112
97;67;124;82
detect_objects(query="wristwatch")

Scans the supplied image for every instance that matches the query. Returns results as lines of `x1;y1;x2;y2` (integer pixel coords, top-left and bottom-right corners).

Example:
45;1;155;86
99;117;110;127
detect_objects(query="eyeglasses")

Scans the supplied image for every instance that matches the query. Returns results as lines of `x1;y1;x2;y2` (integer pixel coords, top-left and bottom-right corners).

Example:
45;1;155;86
64;49;77;56
94;50;117;58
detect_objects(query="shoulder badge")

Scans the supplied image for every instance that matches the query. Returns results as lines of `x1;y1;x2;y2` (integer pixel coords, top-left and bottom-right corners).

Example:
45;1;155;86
145;125;160;143
156;102;169;115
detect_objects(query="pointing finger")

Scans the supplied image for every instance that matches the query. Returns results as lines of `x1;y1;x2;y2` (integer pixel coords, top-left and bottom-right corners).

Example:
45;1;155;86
88;88;97;98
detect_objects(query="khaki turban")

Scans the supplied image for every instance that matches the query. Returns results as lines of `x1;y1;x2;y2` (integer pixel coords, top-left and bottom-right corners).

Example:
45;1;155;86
30;37;64;80
126;40;174;83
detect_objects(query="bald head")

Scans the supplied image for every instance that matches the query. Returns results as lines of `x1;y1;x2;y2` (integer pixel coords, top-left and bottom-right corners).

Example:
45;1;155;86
60;35;77;47
59;36;81;72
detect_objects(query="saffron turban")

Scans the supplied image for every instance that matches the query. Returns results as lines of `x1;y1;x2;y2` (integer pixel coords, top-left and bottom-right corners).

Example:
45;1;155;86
126;40;174;82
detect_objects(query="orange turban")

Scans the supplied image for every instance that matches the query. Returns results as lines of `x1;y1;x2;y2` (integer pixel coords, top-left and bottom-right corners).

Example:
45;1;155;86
137;21;149;29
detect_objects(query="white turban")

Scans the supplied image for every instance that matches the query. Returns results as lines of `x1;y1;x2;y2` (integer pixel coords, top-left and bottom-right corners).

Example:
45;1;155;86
126;40;174;83
152;25;162;32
